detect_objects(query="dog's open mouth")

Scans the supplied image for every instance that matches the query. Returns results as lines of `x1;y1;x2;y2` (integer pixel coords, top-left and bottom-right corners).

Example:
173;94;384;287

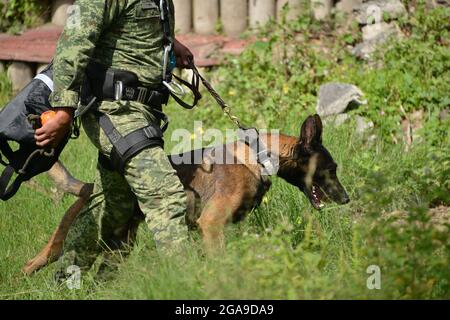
309;184;325;210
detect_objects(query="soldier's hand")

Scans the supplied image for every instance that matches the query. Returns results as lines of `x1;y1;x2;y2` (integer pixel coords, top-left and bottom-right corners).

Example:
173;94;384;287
35;108;74;148
174;38;194;69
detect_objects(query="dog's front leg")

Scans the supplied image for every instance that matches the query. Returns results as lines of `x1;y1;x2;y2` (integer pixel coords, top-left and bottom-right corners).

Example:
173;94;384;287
197;196;239;256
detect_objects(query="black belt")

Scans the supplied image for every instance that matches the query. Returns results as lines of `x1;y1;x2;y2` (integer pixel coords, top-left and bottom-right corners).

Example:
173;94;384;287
115;82;170;106
84;62;170;107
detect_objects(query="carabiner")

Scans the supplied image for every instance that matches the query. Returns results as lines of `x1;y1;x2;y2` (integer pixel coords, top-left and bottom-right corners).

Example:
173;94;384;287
160;0;166;21
162;45;171;81
163;80;186;96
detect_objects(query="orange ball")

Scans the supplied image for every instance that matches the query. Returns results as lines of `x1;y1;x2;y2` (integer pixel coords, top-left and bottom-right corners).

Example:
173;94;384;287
40;110;56;126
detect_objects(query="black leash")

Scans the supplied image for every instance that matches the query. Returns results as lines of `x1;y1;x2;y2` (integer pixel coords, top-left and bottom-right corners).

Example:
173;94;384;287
183;64;276;176
190;64;249;131
169;70;202;110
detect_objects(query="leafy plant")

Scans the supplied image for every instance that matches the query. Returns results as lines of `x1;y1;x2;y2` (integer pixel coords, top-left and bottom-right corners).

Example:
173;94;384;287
0;0;48;34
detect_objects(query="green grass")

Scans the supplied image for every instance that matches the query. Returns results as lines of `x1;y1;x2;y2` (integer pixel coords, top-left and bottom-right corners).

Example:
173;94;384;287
0;4;448;300
0;95;447;299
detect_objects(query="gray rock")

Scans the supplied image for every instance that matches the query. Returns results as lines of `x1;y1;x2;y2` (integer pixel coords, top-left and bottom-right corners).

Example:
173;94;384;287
311;0;333;21
7;62;34;92
429;0;450;8
351;41;377;59
336;0;363;13
322;113;351;126
353;22;401;59
355;115;374;135
317;83;366;117
362;21;400;42
354;0;407;25
437;0;450;6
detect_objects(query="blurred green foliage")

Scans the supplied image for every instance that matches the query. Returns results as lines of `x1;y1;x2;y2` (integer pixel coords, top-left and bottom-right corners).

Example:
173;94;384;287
0;0;48;34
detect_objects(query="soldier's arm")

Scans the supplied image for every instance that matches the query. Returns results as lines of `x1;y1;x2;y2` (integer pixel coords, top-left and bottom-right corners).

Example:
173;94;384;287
36;0;123;148
49;0;124;109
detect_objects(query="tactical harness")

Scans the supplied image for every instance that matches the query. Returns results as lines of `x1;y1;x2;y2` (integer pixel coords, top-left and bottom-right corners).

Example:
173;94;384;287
81;0;201;174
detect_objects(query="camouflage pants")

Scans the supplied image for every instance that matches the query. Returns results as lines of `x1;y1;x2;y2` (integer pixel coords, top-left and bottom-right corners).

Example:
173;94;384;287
58;100;188;273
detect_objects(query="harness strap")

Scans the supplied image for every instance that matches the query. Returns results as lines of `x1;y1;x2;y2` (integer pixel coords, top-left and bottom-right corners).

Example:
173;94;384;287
119;85;170;106
0;165;23;201
0;139;14;162
95;111;167;174
0;155;7;167
237;128;277;176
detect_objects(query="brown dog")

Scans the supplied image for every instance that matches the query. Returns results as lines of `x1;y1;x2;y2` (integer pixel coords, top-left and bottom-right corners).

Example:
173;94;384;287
23;114;349;275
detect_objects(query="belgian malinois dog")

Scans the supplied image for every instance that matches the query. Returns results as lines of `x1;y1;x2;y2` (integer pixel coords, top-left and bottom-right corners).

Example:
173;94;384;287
23;114;349;275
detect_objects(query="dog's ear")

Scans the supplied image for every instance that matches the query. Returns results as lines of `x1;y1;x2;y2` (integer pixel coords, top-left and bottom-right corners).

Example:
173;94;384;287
299;115;322;149
313;114;323;143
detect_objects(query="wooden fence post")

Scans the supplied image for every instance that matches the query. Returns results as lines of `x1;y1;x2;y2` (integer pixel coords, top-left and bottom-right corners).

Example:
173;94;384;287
7;62;34;93
193;0;219;35
249;0;276;28
173;0;192;34
221;0;248;37
276;0;305;21
51;0;74;26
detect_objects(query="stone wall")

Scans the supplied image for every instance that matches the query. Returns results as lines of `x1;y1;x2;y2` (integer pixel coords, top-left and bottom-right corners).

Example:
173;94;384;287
47;0;365;35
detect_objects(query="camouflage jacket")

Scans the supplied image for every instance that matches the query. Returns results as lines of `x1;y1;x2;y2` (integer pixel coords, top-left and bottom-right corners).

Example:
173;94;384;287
49;0;175;109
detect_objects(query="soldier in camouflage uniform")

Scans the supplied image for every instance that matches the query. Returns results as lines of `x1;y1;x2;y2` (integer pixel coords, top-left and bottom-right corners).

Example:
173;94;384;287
34;0;194;274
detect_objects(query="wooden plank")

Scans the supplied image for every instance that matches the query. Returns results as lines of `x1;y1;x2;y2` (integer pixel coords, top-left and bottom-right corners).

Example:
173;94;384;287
0;25;251;67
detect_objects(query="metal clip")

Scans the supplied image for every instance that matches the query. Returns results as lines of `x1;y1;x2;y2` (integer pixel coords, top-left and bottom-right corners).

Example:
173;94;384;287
163;80;186;96
114;81;123;101
160;0;165;20
258;153;277;176
75;96;97;118
162;45;171;81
